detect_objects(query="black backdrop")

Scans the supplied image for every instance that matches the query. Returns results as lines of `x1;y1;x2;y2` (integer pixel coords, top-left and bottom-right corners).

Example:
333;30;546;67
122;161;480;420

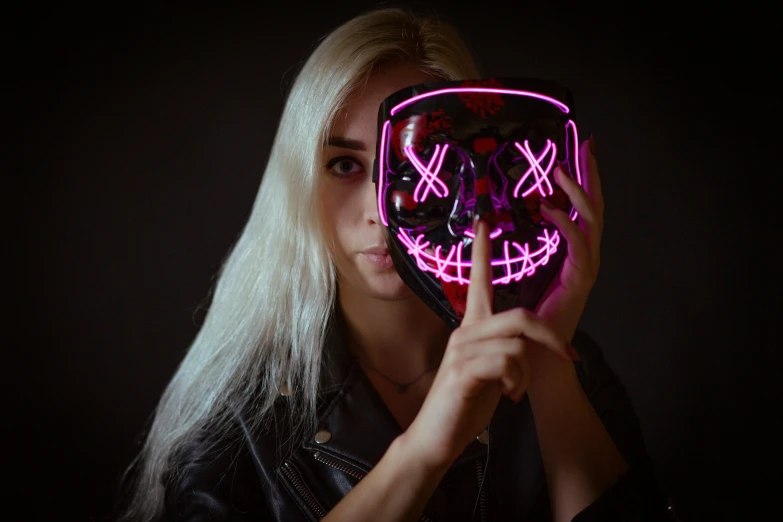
11;1;777;521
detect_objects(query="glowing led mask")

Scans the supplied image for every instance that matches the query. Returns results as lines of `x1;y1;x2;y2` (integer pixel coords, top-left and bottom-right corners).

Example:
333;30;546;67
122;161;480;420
373;78;583;328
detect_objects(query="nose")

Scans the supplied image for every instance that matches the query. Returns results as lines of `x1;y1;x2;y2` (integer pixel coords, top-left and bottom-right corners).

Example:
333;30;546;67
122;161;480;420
365;176;382;226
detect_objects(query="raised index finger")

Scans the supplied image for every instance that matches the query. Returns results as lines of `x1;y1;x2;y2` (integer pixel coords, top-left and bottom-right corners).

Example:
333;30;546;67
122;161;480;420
463;218;494;323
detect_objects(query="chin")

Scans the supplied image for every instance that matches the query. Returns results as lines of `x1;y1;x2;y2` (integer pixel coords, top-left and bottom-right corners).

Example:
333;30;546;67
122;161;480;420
336;261;415;301
365;271;414;300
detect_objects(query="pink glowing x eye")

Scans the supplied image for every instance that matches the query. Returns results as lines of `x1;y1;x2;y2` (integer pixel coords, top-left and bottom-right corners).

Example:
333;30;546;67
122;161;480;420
404;144;451;202
512;140;557;198
397;229;560;285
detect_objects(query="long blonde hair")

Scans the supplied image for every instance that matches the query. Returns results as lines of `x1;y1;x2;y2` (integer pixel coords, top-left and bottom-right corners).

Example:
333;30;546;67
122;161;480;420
117;6;480;521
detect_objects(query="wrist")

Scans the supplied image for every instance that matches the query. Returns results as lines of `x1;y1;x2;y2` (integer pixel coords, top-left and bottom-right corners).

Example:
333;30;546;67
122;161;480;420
527;348;580;394
392;431;453;478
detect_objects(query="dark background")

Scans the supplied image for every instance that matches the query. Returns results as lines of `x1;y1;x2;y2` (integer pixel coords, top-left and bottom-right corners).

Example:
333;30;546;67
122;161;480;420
11;1;776;521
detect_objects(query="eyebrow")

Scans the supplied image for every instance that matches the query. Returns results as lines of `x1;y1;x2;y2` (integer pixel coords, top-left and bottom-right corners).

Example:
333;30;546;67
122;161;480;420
325;136;367;151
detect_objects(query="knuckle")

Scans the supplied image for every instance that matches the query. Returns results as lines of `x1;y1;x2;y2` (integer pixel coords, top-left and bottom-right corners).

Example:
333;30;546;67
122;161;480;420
449;327;465;345
450;359;466;377
511;307;528;325
448;342;464;361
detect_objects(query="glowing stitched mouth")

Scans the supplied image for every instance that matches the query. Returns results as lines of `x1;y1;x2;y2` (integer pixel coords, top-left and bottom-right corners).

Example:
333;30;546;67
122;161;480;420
397;229;560;285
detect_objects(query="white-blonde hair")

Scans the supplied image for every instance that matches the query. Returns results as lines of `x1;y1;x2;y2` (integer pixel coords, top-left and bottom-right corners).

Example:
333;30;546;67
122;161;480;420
117;6;480;521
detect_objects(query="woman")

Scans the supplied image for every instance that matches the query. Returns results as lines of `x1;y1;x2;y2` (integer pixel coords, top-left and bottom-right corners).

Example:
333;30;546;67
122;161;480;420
117;7;675;521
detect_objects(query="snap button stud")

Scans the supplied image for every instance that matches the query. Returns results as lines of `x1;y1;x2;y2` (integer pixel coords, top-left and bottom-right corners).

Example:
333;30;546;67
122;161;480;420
314;430;332;444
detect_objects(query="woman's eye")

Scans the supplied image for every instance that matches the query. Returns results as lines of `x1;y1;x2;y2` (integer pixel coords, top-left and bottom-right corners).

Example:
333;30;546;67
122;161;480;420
326;156;363;177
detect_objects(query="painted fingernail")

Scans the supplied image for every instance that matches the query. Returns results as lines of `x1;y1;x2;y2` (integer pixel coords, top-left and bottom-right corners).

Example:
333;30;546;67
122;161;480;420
566;343;581;362
589;134;596;158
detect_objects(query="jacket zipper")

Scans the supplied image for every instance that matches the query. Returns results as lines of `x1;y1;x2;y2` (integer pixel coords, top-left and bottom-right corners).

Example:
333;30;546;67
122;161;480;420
475;459;487;522
311;450;434;522
312;451;365;480
281;460;327;520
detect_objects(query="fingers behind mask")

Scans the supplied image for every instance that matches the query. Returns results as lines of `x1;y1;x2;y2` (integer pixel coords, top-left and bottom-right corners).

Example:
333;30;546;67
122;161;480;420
579;137;604;218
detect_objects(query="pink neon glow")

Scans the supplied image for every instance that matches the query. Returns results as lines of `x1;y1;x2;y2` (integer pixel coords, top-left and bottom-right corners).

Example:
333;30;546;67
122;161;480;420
565;120;581;222
512;140;557;199
378;120;391;226
397;229;560;285
464;228;503;240
404;144;451;202
391;87;570;116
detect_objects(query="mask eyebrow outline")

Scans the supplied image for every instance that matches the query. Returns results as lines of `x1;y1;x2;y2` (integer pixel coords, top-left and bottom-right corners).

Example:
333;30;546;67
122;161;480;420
390;87;571;116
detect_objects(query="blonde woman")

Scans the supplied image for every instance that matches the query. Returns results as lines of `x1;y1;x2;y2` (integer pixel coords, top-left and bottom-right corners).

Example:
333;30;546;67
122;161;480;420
117;7;675;522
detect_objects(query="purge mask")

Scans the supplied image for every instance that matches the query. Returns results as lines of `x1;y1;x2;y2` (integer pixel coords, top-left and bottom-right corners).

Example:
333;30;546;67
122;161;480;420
372;78;583;328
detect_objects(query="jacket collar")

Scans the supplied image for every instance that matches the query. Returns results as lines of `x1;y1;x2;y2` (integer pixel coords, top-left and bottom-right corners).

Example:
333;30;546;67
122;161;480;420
308;306;488;472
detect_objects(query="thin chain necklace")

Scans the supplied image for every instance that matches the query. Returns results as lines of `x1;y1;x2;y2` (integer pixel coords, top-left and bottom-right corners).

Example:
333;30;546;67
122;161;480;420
357;358;440;393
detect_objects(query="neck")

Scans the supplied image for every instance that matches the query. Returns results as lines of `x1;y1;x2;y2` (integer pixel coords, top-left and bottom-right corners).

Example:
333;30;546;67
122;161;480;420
338;283;452;383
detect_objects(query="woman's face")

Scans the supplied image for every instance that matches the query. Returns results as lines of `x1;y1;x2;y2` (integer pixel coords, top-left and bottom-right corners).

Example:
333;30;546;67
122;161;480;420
320;62;439;300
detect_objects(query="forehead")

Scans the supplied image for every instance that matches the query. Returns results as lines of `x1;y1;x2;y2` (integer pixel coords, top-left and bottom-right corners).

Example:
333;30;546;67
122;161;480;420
331;62;440;137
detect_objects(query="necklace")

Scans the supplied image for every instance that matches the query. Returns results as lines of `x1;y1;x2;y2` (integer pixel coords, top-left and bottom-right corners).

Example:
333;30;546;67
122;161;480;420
357;359;440;393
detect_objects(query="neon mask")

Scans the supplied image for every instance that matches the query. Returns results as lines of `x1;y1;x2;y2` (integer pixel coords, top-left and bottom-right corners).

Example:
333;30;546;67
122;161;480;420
373;78;583;328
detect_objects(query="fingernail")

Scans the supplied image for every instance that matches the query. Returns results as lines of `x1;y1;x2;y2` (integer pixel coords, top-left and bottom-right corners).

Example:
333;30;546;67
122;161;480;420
556;161;569;179
566;343;580;362
589;134;596;158
540;199;555;211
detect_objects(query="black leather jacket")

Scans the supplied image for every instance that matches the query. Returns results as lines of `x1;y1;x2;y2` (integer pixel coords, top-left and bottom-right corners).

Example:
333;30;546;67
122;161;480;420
163;315;677;521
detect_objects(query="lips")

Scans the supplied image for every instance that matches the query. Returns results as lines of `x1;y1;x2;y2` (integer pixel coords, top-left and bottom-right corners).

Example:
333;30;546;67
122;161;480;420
362;246;389;256
361;246;394;269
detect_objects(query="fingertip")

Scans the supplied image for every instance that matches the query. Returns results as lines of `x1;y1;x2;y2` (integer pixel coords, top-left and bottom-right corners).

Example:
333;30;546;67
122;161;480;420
555;162;569;183
579;138;592;156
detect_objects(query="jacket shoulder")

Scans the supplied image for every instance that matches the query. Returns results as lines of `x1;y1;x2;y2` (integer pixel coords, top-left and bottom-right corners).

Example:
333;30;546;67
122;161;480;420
162;397;309;521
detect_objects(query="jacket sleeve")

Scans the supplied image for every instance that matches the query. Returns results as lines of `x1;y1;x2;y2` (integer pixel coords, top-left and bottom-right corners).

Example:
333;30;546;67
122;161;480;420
569;330;680;522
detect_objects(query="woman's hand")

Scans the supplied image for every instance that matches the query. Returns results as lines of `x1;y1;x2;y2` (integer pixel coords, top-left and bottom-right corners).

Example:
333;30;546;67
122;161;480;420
532;138;604;370
400;219;572;471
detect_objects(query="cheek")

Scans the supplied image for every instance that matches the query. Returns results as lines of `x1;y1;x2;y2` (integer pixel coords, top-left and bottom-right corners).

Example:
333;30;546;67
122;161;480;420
319;182;365;251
